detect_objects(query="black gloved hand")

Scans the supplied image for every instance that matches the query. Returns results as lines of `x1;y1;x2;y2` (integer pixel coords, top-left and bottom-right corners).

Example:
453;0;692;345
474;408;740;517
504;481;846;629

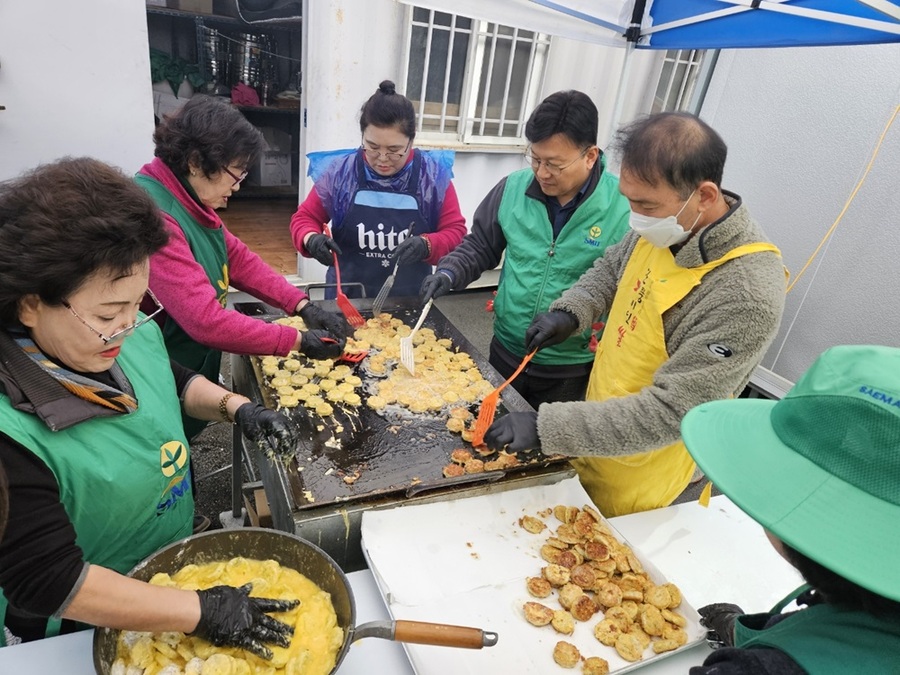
234;403;299;457
192;583;299;660
524;310;579;354
419;272;453;305
392;235;429;265
698;603;744;649
484;411;540;452
297;329;345;360
305;233;342;267
298;301;352;339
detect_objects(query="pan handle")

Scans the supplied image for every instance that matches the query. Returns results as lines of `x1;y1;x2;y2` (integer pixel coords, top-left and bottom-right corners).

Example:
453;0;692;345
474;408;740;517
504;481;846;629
353;619;498;648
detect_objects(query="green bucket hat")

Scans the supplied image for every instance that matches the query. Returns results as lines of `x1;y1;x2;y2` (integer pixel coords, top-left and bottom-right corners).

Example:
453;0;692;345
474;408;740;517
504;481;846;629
681;344;900;602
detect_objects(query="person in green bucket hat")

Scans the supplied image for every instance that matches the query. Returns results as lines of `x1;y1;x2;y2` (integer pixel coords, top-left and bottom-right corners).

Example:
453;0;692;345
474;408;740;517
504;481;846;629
681;344;900;674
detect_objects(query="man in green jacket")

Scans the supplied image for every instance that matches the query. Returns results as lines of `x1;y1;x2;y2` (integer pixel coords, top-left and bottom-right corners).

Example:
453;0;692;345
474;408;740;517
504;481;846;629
420;90;630;408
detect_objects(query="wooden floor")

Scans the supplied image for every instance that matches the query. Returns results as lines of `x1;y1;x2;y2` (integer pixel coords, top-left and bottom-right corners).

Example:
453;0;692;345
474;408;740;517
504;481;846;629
219;198;298;276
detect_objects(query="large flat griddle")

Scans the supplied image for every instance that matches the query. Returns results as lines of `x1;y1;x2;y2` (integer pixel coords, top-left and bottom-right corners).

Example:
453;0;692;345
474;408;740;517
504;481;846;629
239;297;567;512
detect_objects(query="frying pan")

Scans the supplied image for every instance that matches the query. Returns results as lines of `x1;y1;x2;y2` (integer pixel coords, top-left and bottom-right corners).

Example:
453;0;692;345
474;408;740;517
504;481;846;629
92;528;498;674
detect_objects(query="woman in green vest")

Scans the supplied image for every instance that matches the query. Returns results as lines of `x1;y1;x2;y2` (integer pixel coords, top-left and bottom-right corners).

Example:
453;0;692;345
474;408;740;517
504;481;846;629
137;95;351;440
0;158;298;658
682;345;900;673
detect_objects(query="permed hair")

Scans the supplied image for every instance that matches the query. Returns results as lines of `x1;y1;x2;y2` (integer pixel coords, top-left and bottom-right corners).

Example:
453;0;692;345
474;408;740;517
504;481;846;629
0;157;169;326
613;112;727;198
525;90;598;148
359;80;417;140
153;95;264;177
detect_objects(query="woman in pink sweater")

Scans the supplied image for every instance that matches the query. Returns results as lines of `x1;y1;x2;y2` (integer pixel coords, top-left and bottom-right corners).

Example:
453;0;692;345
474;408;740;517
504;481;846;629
137;96;349;438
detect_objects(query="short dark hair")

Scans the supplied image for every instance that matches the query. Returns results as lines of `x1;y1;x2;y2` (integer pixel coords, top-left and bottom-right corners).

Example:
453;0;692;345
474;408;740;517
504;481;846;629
359;80;417;140
784;543;900;618
153;95;264;177
525;90;598;148
613;112;727;198
0;157;169;327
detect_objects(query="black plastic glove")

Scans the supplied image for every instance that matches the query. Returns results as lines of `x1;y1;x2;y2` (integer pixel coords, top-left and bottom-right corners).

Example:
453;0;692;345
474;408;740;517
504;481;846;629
297;329;345;360
192;583;299;660
698;603;744;649
484;411;540;453
305;233;342;266
234;402;299;458
524;310;579;354
419;272;453;305
392;235;429;265
298;301;352;339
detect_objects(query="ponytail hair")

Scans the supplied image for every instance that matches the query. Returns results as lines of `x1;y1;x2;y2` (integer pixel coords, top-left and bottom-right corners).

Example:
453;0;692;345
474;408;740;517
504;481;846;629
359;80;416;140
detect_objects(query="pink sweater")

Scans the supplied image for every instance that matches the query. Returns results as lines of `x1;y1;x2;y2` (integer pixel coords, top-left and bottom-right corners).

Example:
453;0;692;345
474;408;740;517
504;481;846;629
139;158;306;357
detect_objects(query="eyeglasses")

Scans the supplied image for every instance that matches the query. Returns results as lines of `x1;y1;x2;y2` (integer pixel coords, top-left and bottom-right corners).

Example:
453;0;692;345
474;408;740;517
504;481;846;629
222;166;249;187
525;146;592;177
62;289;165;345
362;140;411;162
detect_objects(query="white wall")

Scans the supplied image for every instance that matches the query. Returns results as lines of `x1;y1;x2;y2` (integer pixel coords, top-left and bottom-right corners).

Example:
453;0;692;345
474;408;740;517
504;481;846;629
701;44;900;382
0;1;155;179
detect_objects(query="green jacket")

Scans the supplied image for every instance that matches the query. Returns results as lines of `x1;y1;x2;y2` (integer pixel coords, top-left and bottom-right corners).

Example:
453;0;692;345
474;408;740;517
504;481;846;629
492;166;630;365
0;322;193;637
735;585;900;673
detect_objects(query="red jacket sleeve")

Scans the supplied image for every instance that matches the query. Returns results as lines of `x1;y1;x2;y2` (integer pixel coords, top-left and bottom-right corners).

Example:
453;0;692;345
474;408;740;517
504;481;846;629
290;188;329;257
149;214;302;357
424;181;467;265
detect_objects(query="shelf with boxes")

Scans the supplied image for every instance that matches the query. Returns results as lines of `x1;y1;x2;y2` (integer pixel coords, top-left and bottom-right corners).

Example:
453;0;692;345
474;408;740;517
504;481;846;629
146;0;302;197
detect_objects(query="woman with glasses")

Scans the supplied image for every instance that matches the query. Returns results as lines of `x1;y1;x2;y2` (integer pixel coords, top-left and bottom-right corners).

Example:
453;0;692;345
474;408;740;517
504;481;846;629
137;95;350;439
0;158;299;651
291;80;466;300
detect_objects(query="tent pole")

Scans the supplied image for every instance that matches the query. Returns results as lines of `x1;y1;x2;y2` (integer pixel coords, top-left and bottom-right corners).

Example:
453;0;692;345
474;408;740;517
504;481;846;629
607;41;636;144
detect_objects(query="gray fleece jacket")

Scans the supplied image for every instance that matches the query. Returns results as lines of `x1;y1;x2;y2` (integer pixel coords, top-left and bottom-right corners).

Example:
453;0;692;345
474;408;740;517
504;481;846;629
537;192;786;458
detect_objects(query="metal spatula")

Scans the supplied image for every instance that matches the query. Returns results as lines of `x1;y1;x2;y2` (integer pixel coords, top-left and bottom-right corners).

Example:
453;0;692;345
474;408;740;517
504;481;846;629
372;221;415;317
399;299;432;375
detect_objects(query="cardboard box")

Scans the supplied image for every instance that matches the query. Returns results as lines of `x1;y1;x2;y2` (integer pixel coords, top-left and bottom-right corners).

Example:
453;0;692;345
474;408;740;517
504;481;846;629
243;488;273;528
247;127;294;187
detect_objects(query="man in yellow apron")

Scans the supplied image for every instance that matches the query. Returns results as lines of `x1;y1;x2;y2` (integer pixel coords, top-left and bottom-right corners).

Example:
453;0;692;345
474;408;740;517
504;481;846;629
485;112;787;517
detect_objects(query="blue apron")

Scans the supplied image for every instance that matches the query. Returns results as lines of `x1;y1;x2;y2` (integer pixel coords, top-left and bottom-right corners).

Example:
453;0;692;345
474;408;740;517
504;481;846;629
326;153;431;299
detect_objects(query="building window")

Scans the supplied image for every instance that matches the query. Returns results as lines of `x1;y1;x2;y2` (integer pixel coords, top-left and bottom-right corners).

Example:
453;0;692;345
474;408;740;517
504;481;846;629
651;49;718;114
405;7;550;147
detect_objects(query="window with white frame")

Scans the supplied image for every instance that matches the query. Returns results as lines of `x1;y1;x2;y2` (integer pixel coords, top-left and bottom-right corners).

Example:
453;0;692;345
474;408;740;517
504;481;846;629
651;49;718;114
404;7;550;147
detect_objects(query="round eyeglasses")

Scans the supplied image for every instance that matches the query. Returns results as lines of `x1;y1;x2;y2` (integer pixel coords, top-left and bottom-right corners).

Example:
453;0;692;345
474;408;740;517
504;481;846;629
62;289;165;345
362;139;411;162
524;146;592;177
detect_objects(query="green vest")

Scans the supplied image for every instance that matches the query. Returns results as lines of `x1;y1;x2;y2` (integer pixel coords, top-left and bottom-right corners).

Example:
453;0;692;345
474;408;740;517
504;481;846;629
493;163;630;365
735;585;900;673
0;322;193;638
136;174;229;438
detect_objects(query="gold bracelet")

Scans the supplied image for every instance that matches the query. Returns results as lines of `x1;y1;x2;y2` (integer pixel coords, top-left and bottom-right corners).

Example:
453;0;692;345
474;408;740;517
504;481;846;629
218;392;238;423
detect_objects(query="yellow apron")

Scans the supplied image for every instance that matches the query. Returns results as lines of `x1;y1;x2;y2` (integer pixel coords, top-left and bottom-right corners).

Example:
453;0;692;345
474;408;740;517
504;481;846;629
572;238;782;516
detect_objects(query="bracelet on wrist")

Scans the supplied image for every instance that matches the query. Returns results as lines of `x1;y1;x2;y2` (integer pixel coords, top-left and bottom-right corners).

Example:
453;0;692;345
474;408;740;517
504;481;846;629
218;392;238;423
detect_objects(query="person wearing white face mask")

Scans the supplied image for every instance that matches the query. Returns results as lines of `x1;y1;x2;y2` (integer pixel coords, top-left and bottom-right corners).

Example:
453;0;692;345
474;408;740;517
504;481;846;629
483;112;788;517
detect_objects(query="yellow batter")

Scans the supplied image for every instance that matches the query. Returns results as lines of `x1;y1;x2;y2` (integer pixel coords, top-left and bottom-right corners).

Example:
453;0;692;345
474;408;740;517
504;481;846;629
112;557;344;675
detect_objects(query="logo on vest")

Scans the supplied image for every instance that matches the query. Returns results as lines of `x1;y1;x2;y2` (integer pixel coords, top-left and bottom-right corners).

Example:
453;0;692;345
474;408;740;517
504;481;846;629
584;225;603;247
357;222;409;259
157;440;191;515
859;386;900;409
707;343;734;358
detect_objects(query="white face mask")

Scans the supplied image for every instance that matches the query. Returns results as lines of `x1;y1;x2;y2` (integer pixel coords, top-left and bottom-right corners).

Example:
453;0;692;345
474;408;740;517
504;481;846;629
629;191;700;248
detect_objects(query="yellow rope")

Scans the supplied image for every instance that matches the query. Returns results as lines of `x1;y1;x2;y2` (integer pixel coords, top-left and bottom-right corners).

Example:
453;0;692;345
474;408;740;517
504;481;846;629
787;103;900;294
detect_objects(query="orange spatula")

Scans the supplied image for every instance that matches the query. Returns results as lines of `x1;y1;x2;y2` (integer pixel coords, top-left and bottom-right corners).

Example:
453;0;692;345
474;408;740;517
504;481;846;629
323;224;364;329
471;350;536;446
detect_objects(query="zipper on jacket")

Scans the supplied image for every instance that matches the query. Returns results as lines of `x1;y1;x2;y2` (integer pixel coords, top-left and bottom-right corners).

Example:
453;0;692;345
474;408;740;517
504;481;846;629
532;240;557;317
